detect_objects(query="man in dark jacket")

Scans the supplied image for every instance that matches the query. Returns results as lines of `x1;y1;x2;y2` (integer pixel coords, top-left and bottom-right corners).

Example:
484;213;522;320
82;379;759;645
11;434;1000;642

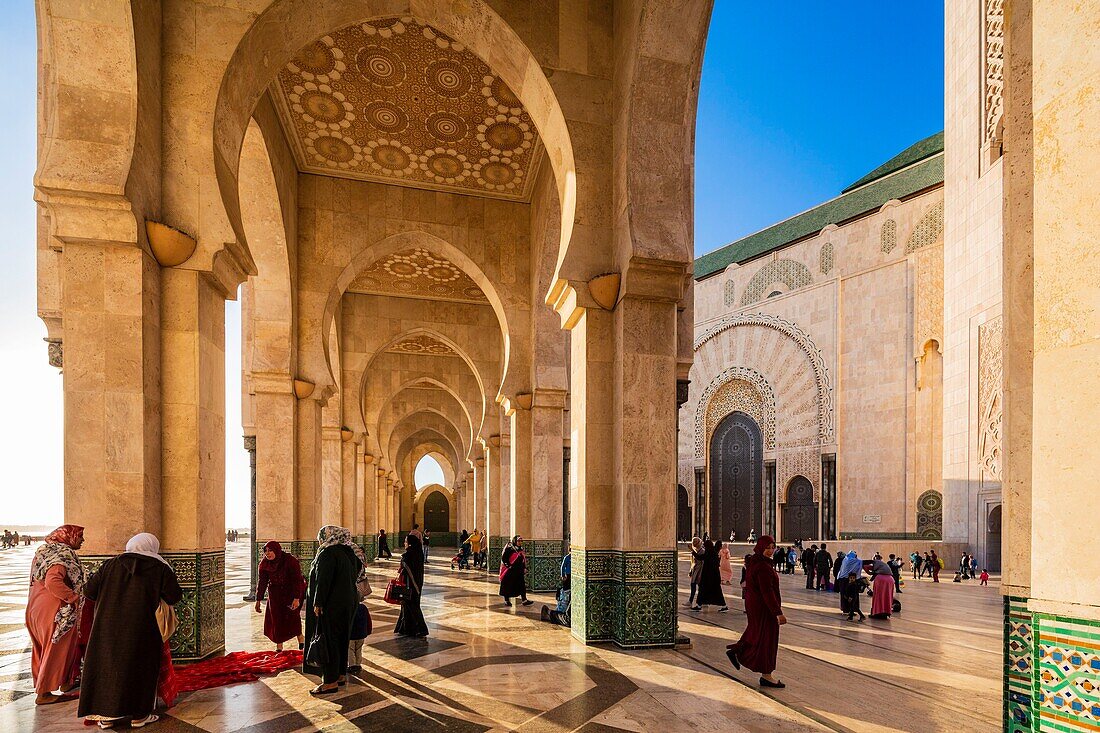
801;544;817;589
815;543;833;590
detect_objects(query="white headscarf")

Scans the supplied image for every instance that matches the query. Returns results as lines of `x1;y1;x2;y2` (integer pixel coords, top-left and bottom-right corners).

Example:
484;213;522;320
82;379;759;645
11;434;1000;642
125;533;170;565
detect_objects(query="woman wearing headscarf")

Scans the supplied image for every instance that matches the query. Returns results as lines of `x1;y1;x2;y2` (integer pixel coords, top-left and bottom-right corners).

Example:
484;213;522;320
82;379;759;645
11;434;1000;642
78;533;182;727
499;536;532;606
726;536;786;688
835;551;862;614
254;541;307;651
394;533;429;637
691;539;729;612
26;524;86;705
304;526;364;695
687;537;703;607
866;557;896;619
377;528;392;559
717;540;734;585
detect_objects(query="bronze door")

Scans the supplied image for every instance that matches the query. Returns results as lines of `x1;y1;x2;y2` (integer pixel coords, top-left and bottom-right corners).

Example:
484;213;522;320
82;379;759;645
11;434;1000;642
781;476;817;542
709;412;763;541
424;490;450;533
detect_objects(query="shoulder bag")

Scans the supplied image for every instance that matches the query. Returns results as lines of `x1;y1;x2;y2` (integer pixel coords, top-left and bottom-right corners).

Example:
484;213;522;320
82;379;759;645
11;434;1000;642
156;600;178;642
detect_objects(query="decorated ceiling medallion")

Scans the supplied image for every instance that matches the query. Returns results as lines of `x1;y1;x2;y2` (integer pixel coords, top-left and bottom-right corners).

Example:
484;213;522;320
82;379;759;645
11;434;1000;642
386;334;456;357
273;17;541;200
347;248;489;304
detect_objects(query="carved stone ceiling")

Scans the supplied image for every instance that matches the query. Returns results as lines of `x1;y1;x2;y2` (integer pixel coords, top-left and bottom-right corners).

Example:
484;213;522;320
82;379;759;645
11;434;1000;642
348;247;488;304
386;334;456;358
273;16;542;200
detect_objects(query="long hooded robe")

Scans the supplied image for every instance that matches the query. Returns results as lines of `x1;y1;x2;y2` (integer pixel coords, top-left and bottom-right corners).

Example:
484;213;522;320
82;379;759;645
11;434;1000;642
304;526;363;684
835;551;862;613
77;536;182;721
695;540;727;607
394;533;428;636
718;542;734;584
498;539;528;600
26;525;85;697
728;536;783;675
256;541;306;645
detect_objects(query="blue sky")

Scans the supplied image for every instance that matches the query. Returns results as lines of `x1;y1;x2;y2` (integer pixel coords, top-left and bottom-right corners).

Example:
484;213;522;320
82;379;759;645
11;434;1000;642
2;4;943;526
694;2;944;255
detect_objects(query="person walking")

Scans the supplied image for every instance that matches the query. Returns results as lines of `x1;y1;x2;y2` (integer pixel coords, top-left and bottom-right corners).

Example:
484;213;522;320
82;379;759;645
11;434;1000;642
499;536;532;607
980;568;990;586
832;551;845;591
687;537;703;606
26;525;86;705
971;554;979;579
726;536;786;688
377;529;392;559
394;533;428;637
786;547;797;574
930;549;941;583
470;529;483;569
254;541;306;651
842;572;867;622
304;526;363;695
911;551;922;579
422;531;431;563
691;539;728;612
815;543;832;591
78;533;182;728
802;544;818;589
888;554;903;593
717;540;734;585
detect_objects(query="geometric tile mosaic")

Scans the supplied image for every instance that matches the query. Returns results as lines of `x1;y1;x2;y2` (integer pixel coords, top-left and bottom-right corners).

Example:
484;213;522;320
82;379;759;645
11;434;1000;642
1005;596;1034;733
1035;613;1100;733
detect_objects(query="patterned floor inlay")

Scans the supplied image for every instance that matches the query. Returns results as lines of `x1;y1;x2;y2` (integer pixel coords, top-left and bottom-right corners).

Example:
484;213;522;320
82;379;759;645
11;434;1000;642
0;541;1004;732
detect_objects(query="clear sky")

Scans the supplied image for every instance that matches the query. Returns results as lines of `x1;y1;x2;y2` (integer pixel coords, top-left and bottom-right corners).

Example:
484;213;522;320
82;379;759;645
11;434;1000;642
1;4;943;529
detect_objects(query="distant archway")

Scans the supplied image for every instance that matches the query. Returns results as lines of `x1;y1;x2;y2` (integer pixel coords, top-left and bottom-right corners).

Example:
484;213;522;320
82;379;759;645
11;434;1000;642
424;490;450;533
709;411;764;541
986;505;1002;573
781;476;817;542
677;485;690;542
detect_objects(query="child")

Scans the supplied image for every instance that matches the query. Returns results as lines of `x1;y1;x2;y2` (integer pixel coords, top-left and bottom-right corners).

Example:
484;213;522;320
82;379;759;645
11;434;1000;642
952;571;962;583
347;598;371;675
979;568;989;586
842;573;866;622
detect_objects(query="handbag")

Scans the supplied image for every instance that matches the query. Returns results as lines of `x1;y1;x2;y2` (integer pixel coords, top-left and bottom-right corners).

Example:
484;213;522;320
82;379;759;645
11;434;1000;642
304;627;328;666
156;600;178;642
357;575;373;598
384;575;408;604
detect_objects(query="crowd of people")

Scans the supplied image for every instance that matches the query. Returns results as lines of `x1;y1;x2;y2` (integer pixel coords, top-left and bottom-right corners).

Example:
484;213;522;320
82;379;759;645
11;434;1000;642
3;529;35;547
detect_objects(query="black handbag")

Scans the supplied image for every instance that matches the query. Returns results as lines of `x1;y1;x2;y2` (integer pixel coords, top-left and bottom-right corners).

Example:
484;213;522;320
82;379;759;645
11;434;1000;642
304;627;329;666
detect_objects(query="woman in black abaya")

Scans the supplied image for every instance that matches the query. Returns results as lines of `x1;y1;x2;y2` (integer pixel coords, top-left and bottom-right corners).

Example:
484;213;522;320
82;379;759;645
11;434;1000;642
304;526;363;695
394;534;428;637
691;538;729;612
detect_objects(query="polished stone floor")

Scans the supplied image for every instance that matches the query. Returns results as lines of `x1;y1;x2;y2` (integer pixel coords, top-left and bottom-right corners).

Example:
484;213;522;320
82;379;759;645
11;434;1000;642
0;542;1001;732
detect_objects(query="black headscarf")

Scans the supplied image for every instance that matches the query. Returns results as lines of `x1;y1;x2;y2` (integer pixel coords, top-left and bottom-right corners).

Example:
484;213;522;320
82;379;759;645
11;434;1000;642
402;533;425;591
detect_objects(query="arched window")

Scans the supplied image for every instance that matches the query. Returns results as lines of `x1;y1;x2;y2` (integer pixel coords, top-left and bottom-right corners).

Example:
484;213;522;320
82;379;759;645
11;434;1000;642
414;454;445;491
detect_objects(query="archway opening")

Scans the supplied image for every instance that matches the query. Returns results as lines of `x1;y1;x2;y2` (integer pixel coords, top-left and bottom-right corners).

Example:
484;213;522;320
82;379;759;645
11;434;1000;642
414;454;445;492
708;411;764;541
781;476;817;543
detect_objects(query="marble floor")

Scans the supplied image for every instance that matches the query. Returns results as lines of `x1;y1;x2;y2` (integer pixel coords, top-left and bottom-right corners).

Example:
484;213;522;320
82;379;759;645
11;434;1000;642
0;542;1002;732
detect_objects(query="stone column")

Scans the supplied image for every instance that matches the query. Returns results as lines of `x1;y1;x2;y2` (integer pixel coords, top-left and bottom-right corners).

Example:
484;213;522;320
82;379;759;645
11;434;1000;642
251;374;297;557
556;265;683;649
1000;5;1100;730
360;451;376;559
160;267;227;661
296;397;323;549
340;433;358;531
243;435;257;601
466;469;476;535
511;389;567;591
484;437;504;572
60;241;162;554
473;457;486;537
320;426;343;526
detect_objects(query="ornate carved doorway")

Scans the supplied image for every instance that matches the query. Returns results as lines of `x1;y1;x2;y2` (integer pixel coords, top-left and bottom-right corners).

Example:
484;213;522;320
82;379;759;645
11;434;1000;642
677;485;690;541
781;476;817;542
708;411;764;541
986;504;1002;573
424;490;450;532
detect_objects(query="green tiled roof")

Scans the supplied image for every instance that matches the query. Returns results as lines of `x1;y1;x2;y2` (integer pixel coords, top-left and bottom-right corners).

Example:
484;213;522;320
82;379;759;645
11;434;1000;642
694;140;944;281
841;131;944;193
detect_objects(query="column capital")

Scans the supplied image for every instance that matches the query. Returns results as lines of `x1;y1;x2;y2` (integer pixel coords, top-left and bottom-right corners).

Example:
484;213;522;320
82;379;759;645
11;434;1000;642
242;435;256;451
250;371;294;395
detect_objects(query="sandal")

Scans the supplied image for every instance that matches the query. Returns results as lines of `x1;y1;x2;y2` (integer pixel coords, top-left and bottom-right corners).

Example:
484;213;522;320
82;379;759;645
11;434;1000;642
131;715;160;728
310;684;339;696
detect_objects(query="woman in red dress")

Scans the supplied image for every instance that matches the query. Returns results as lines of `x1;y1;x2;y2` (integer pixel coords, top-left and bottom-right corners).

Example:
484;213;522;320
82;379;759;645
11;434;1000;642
254;541;306;650
726;535;787;688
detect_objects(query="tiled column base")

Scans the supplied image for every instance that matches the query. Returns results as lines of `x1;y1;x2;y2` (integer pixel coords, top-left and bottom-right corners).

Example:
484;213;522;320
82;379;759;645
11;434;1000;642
488;536;506;574
1003;596;1100;733
525;539;567;592
82;550;226;662
571;549;677;649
